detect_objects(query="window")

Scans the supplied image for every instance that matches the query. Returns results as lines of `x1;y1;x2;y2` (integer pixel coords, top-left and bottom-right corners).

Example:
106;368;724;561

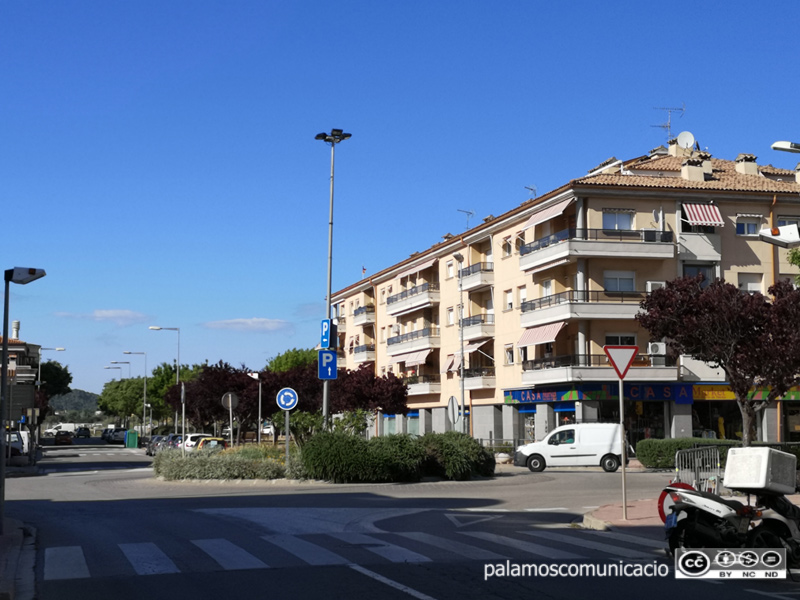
549;429;575;445
380;327;386;343
541;279;552;298
683;264;715;288
504;289;513;311
504;344;515;365
502;238;512;257
738;273;762;294
515;233;525;252
778;216;800;228
380;288;386;304
447;307;454;326
605;334;636;346
446;261;454;279
348;301;354;315
602;210;633;231
603;270;635;292
518;286;527;307
736;217;760;236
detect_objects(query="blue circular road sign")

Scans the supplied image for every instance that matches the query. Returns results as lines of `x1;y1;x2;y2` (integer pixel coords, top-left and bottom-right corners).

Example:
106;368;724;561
276;387;299;411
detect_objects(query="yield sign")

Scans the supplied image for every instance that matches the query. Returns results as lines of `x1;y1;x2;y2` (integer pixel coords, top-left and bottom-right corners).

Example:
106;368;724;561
603;345;639;380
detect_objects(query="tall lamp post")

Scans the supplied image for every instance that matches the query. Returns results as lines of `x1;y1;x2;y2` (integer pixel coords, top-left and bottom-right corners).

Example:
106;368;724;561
759;142;800;250
124;351;148;437
0;267;46;536
315;128;351;428
110;360;130;379
247;372;262;444
104;366;122;380
149;326;181;439
452;252;467;434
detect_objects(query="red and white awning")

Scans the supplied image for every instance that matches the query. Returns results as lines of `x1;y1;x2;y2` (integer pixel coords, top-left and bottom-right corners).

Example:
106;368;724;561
683;204;724;227
522;198;574;230
517;322;566;347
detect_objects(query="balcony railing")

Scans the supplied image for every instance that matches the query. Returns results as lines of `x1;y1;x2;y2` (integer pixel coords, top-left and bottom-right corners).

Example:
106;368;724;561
353;305;375;317
458;262;494;278
463;366;495;378
522;353;677;371
403;374;441;385
387;327;440;346
461;314;495;327
387;282;439;305
353;344;375;354
520;290;645;313
520;228;674;256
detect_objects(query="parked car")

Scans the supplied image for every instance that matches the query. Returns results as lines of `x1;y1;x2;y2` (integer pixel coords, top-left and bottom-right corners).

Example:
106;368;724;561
109;429;127;444
195;437;228;451
182;433;213;452
101;428;116;441
261;421;275;436
54;431;73;446
74;427;91;439
163;433;182;450
146;435;164;456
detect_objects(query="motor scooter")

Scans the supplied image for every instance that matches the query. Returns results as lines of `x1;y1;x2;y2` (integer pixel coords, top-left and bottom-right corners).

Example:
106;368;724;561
663;484;758;554
746;489;800;568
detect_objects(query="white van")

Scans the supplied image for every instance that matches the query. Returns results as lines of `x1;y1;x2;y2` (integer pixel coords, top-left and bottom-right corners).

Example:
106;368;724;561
513;423;624;473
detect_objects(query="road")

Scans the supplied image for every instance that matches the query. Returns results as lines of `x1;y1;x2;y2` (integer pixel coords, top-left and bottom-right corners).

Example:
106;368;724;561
7;443;800;599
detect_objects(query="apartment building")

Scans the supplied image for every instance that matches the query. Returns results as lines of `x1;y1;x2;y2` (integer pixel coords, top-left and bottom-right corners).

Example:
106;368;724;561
331;138;800;445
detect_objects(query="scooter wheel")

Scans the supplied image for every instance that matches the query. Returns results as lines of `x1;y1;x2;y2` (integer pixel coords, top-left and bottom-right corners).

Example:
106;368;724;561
668;520;704;555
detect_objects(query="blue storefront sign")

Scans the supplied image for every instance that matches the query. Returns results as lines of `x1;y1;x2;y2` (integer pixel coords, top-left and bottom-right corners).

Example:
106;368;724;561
504;383;693;405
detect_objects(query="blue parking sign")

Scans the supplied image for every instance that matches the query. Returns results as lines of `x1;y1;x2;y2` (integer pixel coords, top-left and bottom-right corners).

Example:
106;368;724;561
318;350;337;380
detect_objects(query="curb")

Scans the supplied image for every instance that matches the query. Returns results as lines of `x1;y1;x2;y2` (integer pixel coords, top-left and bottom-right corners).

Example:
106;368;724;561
581;512;610;531
0;519;25;600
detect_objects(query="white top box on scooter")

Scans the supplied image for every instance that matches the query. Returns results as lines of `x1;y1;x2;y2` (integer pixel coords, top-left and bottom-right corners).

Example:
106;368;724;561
723;447;797;495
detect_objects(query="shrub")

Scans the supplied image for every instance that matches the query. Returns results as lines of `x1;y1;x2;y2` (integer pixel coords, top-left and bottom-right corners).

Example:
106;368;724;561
366;434;426;482
635;438;800;469
153;449;285;480
300;431;372;483
420;432;495;481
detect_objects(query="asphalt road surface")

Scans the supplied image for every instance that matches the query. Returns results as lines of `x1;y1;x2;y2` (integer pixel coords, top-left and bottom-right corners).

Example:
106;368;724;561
7;449;800;600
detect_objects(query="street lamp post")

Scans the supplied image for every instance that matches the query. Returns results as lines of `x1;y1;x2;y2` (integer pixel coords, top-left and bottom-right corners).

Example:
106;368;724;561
452;252;467;434
124;351;147;437
760;142;800;249
110;361;130;379
149;326;181;440
0;267;46;536
247;372;262;444
315;128;351;429
104;366;122;380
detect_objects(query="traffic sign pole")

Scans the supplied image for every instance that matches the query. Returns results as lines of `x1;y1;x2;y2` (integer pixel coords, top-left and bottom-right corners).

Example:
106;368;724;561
603;345;639;521
276;388;299;467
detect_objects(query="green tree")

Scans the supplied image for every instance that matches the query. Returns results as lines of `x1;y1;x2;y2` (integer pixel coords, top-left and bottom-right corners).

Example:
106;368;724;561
98;378;146;426
35;360;73;422
266;348;317;373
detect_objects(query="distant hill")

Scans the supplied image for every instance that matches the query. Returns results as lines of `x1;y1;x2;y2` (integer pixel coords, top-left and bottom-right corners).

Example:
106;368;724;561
49;389;99;412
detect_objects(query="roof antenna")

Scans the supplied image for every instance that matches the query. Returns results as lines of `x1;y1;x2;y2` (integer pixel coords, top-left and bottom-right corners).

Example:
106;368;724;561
652;103;685;141
457;208;475;230
525;185;538;198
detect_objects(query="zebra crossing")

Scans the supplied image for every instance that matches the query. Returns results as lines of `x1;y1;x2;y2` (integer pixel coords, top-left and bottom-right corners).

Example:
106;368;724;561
39;527;670;581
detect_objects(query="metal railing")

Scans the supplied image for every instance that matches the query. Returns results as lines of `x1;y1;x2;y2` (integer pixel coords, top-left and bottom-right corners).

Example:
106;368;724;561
673;446;721;493
520;228;674;256
463;366;495;378
387;282;439;305
353;305;375;316
353;344;375;354
461;314;495;327
403;374;441;385
458;262;494;278
522;353;677;371
387;327;440;346
520;290;645;313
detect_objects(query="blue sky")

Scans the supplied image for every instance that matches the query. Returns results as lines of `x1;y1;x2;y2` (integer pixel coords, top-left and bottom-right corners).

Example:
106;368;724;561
2;1;799;394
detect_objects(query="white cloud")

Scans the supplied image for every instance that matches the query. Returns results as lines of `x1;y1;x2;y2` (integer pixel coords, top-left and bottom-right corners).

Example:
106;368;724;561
203;318;293;333
55;309;150;327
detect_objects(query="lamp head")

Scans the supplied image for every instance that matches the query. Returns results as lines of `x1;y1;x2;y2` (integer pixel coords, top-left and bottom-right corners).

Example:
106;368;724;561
6;267;46;285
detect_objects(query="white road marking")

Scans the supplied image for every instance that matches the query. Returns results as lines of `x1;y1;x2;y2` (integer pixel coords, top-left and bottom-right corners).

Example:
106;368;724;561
350;564;438;600
192;538;268;570
396;531;507;560
461;531;583;559
43;546;90;580
578;528;668;549
262;534;349;565
330;532;431;563
524;507;569;512
119;542;180;575
521;530;653;559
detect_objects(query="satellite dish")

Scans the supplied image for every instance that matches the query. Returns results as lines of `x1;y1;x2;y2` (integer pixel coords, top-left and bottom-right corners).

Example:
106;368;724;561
676;131;695;149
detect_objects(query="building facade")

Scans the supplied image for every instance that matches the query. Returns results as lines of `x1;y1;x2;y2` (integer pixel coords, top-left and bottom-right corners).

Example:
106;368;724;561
331;140;800;445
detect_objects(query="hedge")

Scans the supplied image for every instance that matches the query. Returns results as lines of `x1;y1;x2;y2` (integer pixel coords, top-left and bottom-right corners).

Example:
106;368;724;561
635;438;800;469
301;431;495;483
153;448;286;480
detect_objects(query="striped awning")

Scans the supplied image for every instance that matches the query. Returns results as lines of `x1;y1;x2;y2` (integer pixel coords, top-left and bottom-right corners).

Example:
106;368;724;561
391;349;432;367
683;203;724;227
441;353;463;373
396;256;438;280
517;322;566;347
522;198;574;230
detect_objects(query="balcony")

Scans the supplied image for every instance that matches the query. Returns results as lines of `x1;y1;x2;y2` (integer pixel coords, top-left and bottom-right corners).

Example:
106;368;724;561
353;343;376;363
463;366;496;390
461;313;495;341
386;282;440;317
353;305;376;327
458;262;494;292
678;232;722;262
387;327;441;356
519;228;675;272
520;290;644;328
337;316;346;332
403;374;442;396
520;353;678;386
